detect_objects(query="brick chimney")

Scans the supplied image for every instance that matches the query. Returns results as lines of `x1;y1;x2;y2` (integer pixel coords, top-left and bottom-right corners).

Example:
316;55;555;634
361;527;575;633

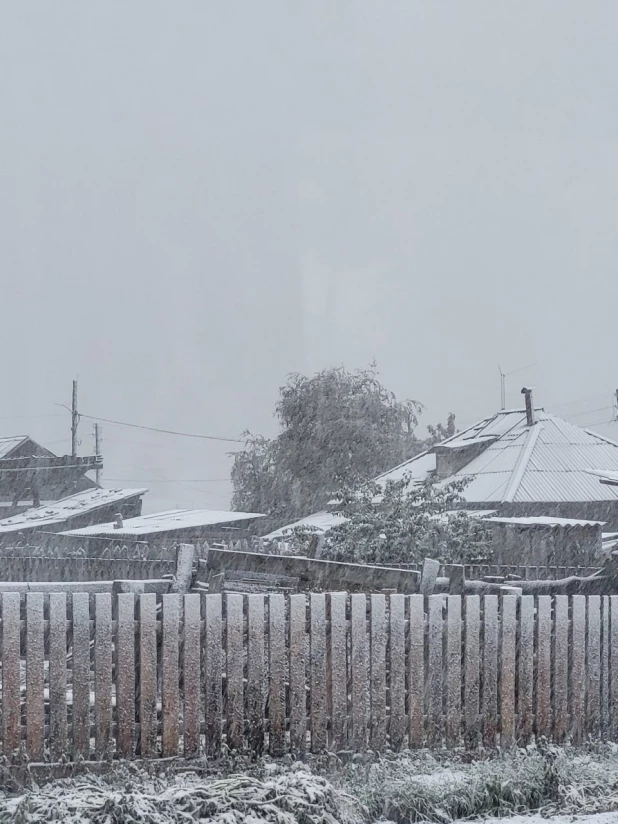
521;387;535;426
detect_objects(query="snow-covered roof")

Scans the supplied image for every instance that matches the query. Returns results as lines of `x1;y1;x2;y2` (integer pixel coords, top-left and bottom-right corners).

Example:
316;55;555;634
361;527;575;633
585;469;618;486
0;487;148;535
0;435;29;460
485;515;605;528
378;408;618;504
262;510;349;540
61;508;265;538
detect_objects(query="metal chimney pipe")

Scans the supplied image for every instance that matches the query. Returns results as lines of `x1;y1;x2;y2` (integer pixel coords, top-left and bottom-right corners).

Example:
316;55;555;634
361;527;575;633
521;387;535;426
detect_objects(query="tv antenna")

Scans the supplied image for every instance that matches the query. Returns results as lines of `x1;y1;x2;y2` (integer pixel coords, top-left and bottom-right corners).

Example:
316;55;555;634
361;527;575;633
498;362;538;410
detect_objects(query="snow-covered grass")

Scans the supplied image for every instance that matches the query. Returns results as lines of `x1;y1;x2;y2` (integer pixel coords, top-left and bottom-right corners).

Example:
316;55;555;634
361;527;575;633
0;765;364;824
4;746;618;823
340;744;618;822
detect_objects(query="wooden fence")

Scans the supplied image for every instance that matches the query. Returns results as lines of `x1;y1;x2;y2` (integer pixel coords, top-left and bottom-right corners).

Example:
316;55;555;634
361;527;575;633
444;563;602;581
0;591;616;762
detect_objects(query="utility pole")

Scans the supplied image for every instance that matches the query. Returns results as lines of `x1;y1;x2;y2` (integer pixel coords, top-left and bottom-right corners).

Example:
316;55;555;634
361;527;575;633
94;423;102;486
498;366;506;410
71;379;79;457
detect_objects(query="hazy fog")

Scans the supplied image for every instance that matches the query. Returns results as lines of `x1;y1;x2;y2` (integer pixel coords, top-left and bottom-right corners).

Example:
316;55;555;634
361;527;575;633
2;2;617;512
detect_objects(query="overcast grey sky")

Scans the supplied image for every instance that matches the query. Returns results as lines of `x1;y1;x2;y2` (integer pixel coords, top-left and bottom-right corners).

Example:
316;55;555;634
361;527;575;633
2;2;617;513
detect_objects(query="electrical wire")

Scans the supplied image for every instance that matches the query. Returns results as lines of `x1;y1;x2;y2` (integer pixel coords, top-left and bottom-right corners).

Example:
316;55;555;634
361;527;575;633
78;413;242;444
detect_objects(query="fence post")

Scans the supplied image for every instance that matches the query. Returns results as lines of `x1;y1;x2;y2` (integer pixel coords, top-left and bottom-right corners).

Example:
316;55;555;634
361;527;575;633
389;594;407;751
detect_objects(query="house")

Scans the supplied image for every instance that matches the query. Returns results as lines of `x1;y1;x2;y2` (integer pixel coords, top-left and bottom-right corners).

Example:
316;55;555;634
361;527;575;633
0;487;147;546
265;392;618;565
60;507;265;552
374;391;618;529
0;435;102;516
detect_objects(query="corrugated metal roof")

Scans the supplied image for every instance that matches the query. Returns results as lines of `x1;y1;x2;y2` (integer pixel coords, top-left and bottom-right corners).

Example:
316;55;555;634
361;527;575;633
0;488;148;534
586;469;618;486
62;508;265;538
378;408;618;505
486;515;605;528
0;436;29;460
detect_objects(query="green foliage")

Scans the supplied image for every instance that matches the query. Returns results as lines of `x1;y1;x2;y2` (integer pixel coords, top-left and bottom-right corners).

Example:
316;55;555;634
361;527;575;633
316;474;492;566
231;365;454;531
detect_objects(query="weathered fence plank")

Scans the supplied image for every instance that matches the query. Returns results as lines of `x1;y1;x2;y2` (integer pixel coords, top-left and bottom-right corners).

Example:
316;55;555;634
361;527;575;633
428;595;443;746
26;592;45;761
518;596;534;746
117;593;136;758
2;593;21;756
370;594;387;750
49;592;68;761
310;593;327;752
350;594;367;751
571;595;586;743
500;596;517;747
483;595;498;748
445;595;461;748
204;594;223;755
464;595;480;747
162;594;180;757
95;594;113;758
536;595;552;740
72;592;91;758
247;595;265;754
409;594;425;748
329;592;348;751
553;595;569;743
587;595;601;739
139;593;158;758
289;595;307;752
183;594;201;757
269;594;286;756
226;594;244;751
389;594;407;751
601;596;610;740
611;596;618;741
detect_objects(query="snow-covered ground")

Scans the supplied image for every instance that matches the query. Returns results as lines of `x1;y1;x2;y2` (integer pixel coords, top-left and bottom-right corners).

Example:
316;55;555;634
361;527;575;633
480;816;618;824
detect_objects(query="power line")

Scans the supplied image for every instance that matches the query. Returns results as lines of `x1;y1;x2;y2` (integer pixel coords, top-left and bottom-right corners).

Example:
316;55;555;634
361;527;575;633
563;406;614;419
78;413;242;444
105;477;229;483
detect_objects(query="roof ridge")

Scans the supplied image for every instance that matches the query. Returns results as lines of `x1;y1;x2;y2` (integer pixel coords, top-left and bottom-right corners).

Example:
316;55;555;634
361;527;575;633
501;422;543;503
